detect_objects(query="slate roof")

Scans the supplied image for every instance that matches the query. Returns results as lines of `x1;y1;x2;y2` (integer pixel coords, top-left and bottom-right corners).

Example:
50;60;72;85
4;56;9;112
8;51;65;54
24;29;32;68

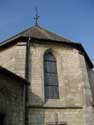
0;25;73;46
21;25;72;42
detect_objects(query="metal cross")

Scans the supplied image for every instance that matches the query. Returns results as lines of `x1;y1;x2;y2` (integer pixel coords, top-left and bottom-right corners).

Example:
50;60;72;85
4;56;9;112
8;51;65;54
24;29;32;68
34;7;40;26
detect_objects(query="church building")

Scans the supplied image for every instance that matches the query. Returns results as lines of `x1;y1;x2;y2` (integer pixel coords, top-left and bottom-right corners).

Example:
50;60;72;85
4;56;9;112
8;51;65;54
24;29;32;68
0;20;94;125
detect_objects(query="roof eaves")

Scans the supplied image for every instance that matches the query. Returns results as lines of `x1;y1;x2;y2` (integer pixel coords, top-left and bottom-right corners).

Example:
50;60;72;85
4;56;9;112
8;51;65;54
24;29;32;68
0;35;78;47
0;66;30;85
28;37;93;68
0;35;21;47
78;44;94;68
0;35;93;68
21;35;77;43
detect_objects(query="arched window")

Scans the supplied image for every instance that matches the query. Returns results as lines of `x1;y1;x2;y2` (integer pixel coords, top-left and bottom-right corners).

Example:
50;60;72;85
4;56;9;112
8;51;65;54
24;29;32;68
44;52;59;99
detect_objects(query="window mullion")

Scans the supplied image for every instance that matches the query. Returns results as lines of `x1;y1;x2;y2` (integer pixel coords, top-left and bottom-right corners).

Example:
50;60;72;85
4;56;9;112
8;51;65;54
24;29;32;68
44;52;59;99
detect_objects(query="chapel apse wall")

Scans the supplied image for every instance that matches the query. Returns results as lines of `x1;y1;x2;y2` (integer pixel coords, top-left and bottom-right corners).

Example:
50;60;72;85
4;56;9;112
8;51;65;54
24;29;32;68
29;42;84;107
0;40;93;125
27;41;94;125
27;42;87;125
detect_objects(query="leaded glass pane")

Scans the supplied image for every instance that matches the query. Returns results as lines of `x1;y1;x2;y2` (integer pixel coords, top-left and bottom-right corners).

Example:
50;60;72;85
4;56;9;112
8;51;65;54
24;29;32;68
44;52;59;99
45;73;58;86
44;61;57;73
45;86;59;99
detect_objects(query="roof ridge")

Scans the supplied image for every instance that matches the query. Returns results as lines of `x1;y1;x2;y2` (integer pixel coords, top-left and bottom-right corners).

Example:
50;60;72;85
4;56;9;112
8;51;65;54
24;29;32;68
35;25;72;42
36;26;54;39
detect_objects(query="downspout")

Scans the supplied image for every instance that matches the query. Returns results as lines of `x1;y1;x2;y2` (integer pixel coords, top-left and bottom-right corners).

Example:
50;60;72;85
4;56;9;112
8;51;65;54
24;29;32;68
24;37;31;125
25;37;31;82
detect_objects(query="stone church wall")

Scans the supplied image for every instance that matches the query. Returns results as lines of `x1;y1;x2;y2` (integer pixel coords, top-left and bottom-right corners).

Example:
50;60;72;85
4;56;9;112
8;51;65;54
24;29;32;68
79;53;94;125
0;45;17;73
0;74;25;125
27;42;93;125
0;40;93;125
0;42;26;78
29;42;84;107
28;108;84;125
90;69;94;103
15;42;26;78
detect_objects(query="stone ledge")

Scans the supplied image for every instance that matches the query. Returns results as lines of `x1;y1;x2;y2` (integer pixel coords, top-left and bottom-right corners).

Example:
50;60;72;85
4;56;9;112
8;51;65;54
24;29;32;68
27;106;83;109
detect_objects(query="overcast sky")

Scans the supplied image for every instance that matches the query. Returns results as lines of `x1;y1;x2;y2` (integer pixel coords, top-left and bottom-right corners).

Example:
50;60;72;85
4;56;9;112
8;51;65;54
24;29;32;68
0;0;94;62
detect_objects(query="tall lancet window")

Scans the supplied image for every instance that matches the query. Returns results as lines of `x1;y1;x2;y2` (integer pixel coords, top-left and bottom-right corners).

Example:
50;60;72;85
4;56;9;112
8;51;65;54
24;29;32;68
44;51;59;99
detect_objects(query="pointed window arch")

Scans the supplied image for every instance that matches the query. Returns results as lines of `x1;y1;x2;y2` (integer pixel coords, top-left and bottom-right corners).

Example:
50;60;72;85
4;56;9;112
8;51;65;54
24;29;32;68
44;51;59;99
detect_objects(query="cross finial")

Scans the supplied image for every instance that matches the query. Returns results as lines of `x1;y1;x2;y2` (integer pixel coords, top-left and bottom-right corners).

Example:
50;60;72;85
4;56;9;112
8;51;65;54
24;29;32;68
34;7;40;26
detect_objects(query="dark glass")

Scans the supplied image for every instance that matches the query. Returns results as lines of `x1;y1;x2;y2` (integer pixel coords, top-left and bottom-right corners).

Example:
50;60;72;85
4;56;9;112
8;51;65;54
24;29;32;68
44;52;59;99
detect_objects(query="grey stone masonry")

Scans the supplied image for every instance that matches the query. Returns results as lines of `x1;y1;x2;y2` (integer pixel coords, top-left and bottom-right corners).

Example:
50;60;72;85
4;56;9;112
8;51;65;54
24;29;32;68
27;42;94;125
0;73;25;125
0;45;16;73
0;39;94;125
90;69;94;104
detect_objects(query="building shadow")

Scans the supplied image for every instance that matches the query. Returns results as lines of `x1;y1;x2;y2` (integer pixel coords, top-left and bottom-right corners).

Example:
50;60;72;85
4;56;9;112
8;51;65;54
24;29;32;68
27;89;45;125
